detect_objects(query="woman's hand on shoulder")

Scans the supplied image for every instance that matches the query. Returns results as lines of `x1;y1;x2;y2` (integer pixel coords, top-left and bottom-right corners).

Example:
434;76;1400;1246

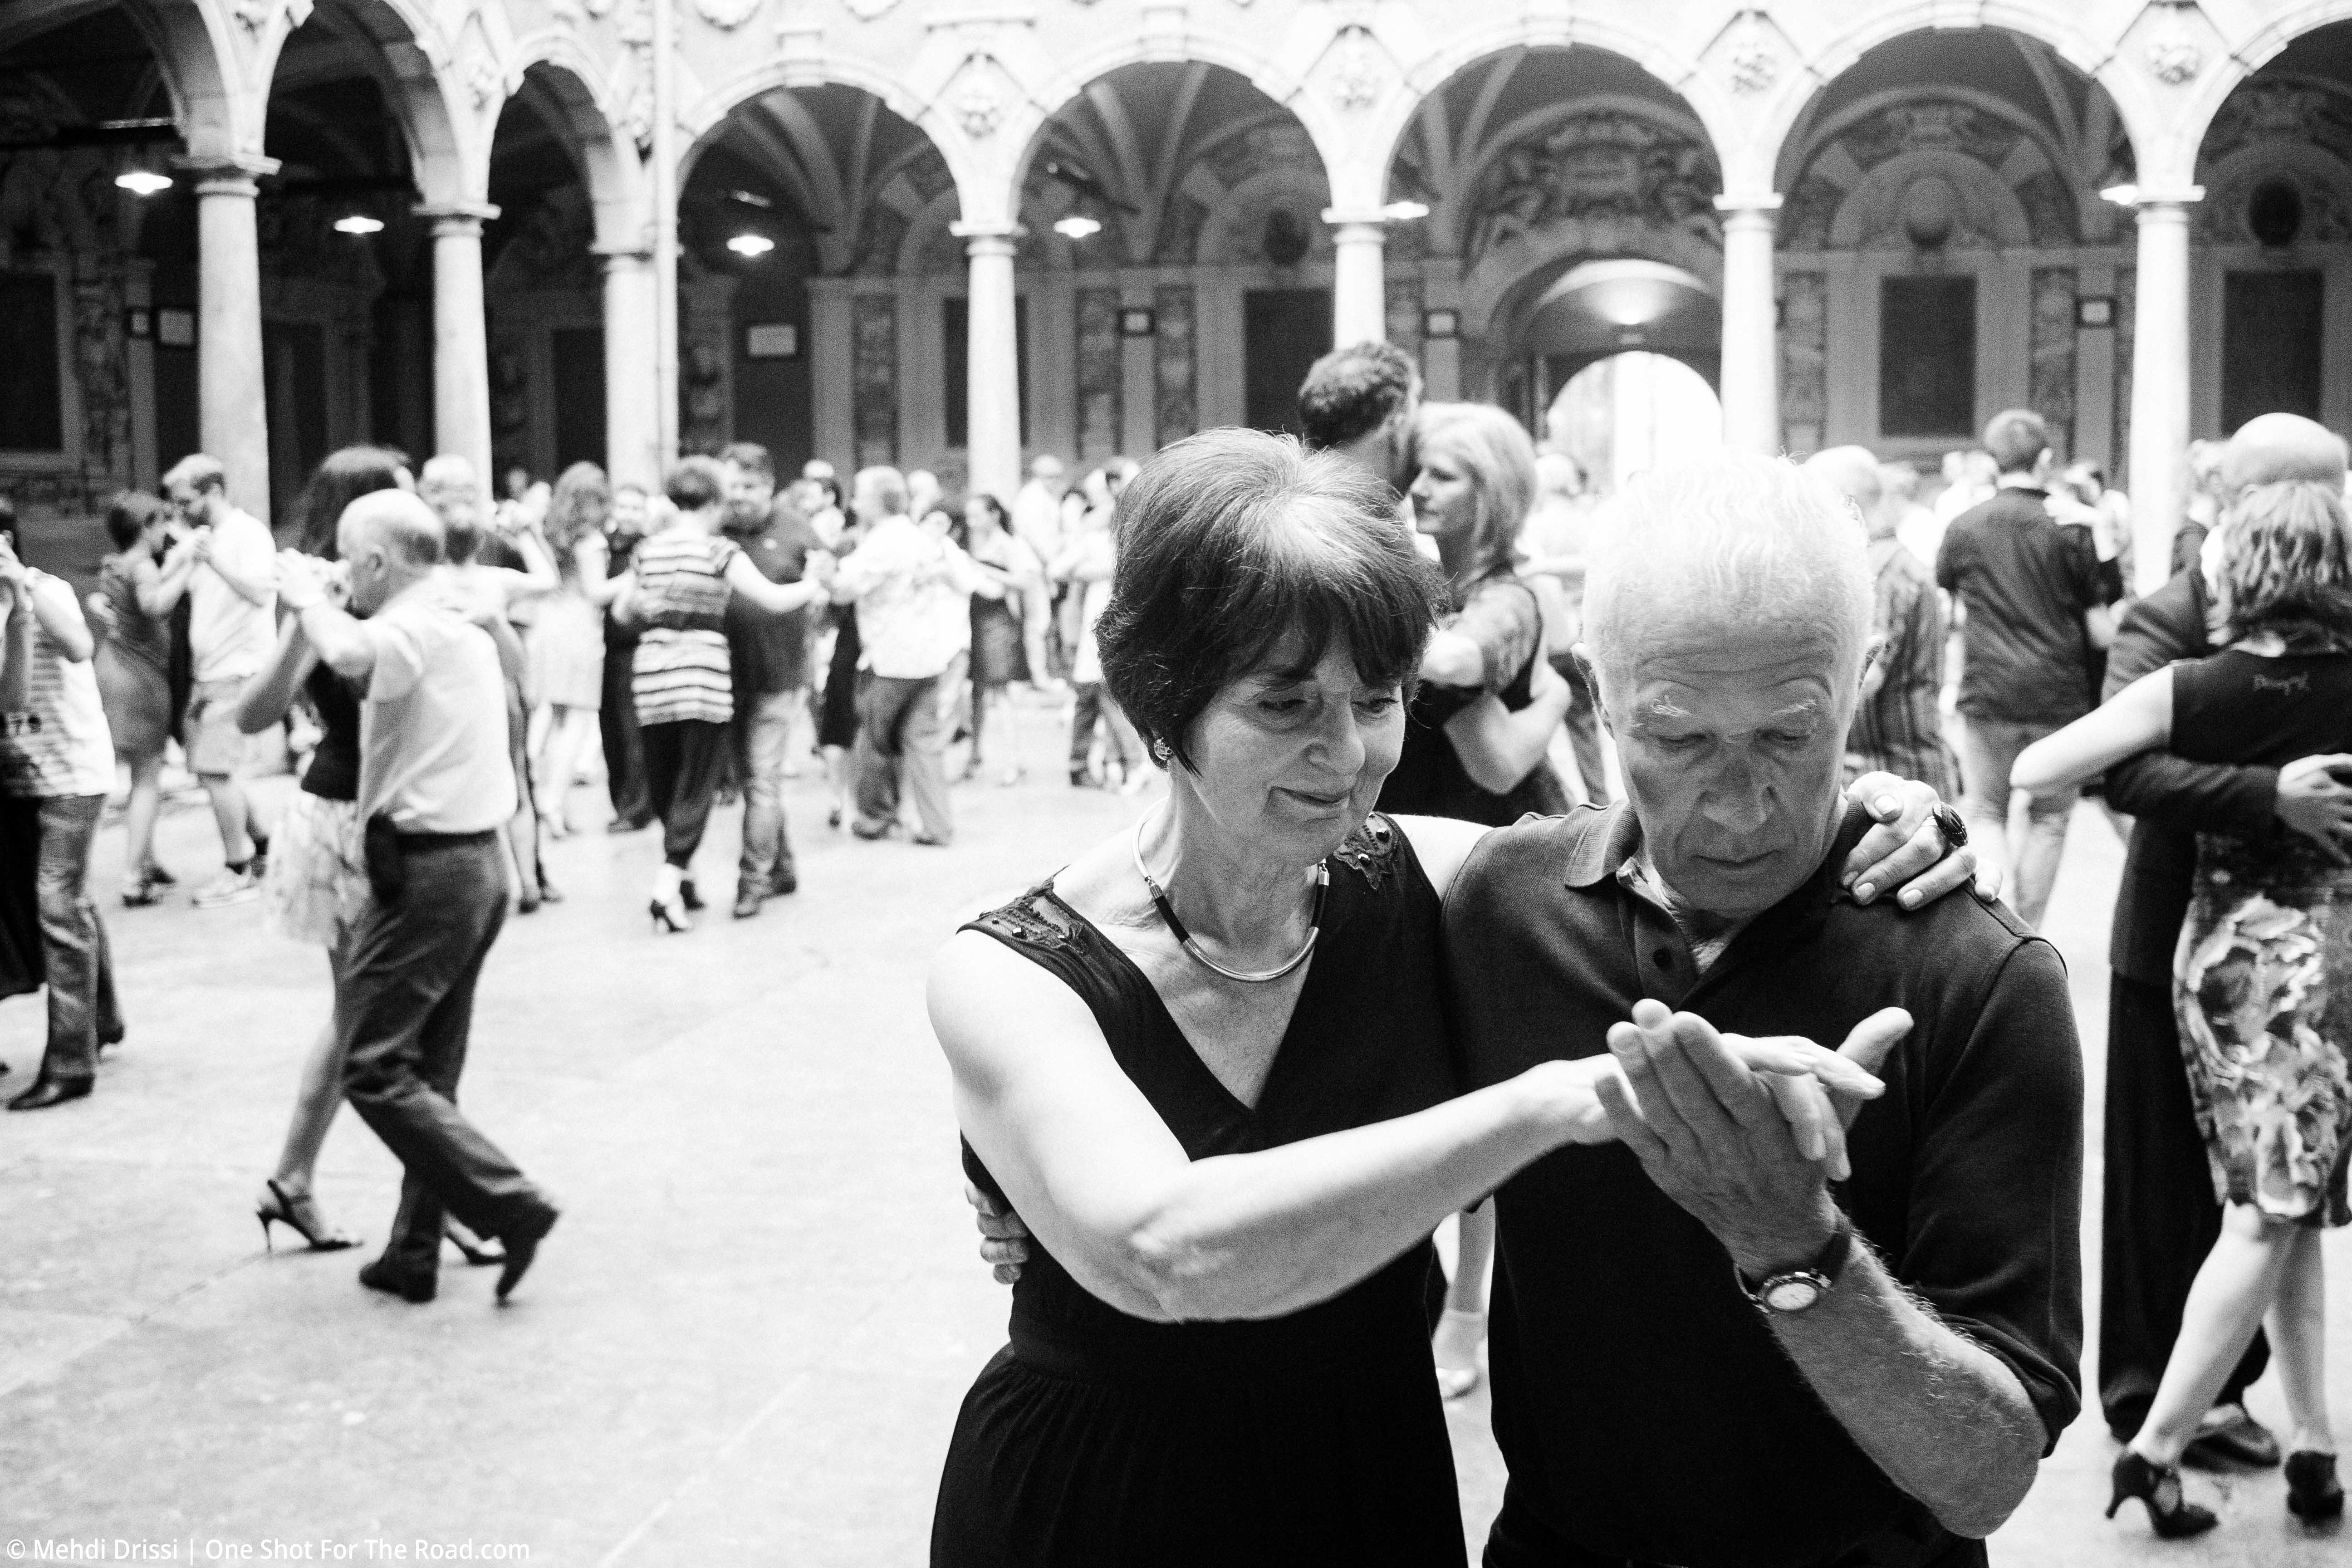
1841;772;1992;909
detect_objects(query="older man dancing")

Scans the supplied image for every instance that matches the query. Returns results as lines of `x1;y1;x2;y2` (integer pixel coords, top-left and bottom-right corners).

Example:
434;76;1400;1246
276;491;560;1305
1453;451;2082;1567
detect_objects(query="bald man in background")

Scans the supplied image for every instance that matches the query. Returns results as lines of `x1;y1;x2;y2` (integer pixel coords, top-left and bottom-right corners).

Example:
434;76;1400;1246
2097;412;2352;1465
276;492;560;1307
1806;446;1956;799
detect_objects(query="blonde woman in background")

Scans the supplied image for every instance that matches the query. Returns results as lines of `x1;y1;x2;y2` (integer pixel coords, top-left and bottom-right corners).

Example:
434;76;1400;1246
527;463;617;838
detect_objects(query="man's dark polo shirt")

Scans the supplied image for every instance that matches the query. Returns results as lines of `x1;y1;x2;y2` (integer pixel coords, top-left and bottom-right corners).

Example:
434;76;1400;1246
1936;487;2106;725
1447;804;2083;1568
722;500;825;696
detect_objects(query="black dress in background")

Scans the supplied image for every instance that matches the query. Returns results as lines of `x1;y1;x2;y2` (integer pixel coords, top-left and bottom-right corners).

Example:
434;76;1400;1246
599;529;651;825
932;816;1466;1567
817;603;862;751
1378;576;1570;828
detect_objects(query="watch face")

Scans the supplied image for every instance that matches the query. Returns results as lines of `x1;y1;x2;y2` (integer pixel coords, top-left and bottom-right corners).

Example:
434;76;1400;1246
1761;1275;1825;1313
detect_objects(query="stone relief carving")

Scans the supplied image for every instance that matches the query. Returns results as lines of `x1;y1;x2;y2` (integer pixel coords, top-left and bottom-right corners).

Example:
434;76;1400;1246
1154;284;1196;446
1324;28;1386;112
2145;36;2202;85
234;0;277;34
843;0;901;17
696;0;760;27
1075;287;1122;460
1783;96;2078;250
1464;112;1721;262
956;84;1006;140
1778;270;1827;459
851;293;898;467
2201;82;2352;167
1729;46;1778;94
2028;267;2077;457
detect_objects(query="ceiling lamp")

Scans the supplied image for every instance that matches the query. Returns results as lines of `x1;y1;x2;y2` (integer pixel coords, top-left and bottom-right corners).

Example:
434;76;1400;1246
726;232;776;258
115;169;172;196
332;214;385;235
1052;215;1101;240
1382;200;1430;222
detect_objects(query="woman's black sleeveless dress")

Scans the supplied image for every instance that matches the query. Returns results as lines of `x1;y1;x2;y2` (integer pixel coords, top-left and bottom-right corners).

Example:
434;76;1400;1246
1378;576;1571;828
933;816;1466;1567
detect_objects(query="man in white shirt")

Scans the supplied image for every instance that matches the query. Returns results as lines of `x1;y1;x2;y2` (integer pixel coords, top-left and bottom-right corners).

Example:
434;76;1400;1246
161;454;276;907
832;466;1002;846
275;490;559;1306
1010;455;1068;563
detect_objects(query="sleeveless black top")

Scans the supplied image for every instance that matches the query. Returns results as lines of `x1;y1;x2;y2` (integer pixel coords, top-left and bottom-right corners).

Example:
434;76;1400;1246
299;662;363;803
1378;575;1571;828
932;815;1466;1567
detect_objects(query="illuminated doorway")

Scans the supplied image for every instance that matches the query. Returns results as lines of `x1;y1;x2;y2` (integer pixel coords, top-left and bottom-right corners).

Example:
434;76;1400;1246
1546;352;1723;495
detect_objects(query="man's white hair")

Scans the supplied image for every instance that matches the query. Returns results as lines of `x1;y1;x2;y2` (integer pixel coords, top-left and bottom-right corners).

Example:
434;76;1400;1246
1583;450;1875;683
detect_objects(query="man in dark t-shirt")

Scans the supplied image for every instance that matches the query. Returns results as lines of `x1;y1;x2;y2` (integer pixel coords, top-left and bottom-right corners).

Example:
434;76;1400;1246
1455;452;2080;1568
1935;408;2116;930
719;442;828;915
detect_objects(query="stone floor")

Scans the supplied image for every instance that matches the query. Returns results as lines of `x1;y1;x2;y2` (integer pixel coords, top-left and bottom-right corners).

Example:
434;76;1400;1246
0;706;2343;1564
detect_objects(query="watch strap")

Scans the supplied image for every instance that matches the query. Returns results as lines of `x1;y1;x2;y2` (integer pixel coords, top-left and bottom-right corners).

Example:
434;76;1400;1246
1741;1215;1853;1301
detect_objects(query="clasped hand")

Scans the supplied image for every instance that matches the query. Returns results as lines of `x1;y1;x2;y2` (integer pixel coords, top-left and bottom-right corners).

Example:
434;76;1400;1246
1594;1000;1912;1278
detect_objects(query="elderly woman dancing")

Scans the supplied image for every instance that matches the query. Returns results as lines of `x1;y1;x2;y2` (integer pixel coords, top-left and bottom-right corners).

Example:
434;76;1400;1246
927;429;1968;1563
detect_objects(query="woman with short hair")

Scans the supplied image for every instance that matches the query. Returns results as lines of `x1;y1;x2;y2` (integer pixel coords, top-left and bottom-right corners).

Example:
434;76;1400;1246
2018;480;2352;1535
612;457;833;931
927;429;1918;1562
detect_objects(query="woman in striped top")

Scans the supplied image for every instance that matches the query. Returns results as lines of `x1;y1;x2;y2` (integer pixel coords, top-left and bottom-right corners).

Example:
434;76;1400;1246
611;457;834;931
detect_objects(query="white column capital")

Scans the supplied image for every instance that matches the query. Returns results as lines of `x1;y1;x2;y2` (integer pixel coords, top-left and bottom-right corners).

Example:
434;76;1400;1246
1713;191;1783;227
174;154;279;198
415;201;500;236
593;242;655;273
951;221;1024;257
2112;185;2205;212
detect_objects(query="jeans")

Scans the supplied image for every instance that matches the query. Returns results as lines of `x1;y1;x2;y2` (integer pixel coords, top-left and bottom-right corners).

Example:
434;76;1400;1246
1956;713;2076;930
19;794;120;1085
732;688;800;888
853;672;952;843
338;832;545;1274
641;718;730;870
599;637;650;824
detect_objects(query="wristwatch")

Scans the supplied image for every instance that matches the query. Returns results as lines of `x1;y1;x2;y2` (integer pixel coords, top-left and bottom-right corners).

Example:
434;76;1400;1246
1740;1217;1853;1315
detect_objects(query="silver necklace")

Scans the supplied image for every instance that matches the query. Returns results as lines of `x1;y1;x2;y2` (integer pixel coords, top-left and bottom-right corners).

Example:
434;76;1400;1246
1131;811;1328;984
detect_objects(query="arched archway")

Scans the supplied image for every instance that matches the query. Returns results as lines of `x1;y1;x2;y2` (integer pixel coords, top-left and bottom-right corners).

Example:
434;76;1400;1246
1771;26;2133;466
1384;44;1725;431
1016;61;1334;449
684;82;960;477
2191;21;2352;441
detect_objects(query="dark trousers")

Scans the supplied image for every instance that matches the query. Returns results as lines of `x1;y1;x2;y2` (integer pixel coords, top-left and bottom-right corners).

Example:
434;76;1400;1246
599;638;650;824
640;718;730;869
853;672;952;842
16;794;120;1084
338;833;541;1274
1484;1481;1988;1568
2099;973;2267;1436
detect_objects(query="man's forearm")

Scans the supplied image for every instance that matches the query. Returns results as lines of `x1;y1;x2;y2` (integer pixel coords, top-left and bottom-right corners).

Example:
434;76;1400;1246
291;598;376;679
1773;1241;2044;1538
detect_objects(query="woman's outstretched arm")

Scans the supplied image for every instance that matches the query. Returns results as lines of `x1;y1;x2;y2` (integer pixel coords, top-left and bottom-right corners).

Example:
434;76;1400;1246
2011;666;2171;799
935;933;1884;1324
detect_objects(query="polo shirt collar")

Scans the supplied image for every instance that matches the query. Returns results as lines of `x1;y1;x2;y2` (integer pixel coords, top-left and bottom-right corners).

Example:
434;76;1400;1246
1560;798;1877;954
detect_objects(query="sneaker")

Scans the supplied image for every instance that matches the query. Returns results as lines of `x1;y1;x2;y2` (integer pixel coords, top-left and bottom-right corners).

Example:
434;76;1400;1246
192;865;262;908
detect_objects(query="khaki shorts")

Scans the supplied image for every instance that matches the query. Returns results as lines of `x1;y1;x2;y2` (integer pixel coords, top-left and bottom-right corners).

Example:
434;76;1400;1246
183;677;250;777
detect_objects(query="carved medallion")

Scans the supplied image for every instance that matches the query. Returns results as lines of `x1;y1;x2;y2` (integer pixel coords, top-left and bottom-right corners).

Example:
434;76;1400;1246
1326;27;1384;112
2146;35;2202;86
696;0;760;28
1730;45;1778;93
956;84;1006;140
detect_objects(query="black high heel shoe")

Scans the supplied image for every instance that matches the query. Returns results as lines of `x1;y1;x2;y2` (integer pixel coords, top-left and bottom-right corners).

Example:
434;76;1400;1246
443;1216;505;1267
2107;1451;2218;1538
649;896;691;934
256;1178;361;1252
678;879;703;911
2287;1450;2344;1521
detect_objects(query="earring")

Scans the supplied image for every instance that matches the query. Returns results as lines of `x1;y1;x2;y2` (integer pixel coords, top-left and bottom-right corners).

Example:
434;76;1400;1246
1150;738;1172;766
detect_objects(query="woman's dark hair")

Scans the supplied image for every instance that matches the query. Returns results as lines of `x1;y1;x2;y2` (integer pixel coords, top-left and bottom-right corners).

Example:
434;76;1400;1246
665;455;727;514
104;491;170;551
2220;480;2352;650
297;446;409;559
1097;429;1443;772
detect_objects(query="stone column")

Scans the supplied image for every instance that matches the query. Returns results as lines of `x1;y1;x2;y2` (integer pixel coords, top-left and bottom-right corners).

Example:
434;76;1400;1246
181;155;277;521
417;201;499;479
1326;212;1387;347
597;243;660;492
1715;193;1782;455
2126;190;2200;596
955;223;1023;502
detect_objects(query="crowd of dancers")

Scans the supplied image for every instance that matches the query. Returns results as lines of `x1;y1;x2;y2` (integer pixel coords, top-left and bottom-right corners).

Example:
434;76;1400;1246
3;335;2350;1553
